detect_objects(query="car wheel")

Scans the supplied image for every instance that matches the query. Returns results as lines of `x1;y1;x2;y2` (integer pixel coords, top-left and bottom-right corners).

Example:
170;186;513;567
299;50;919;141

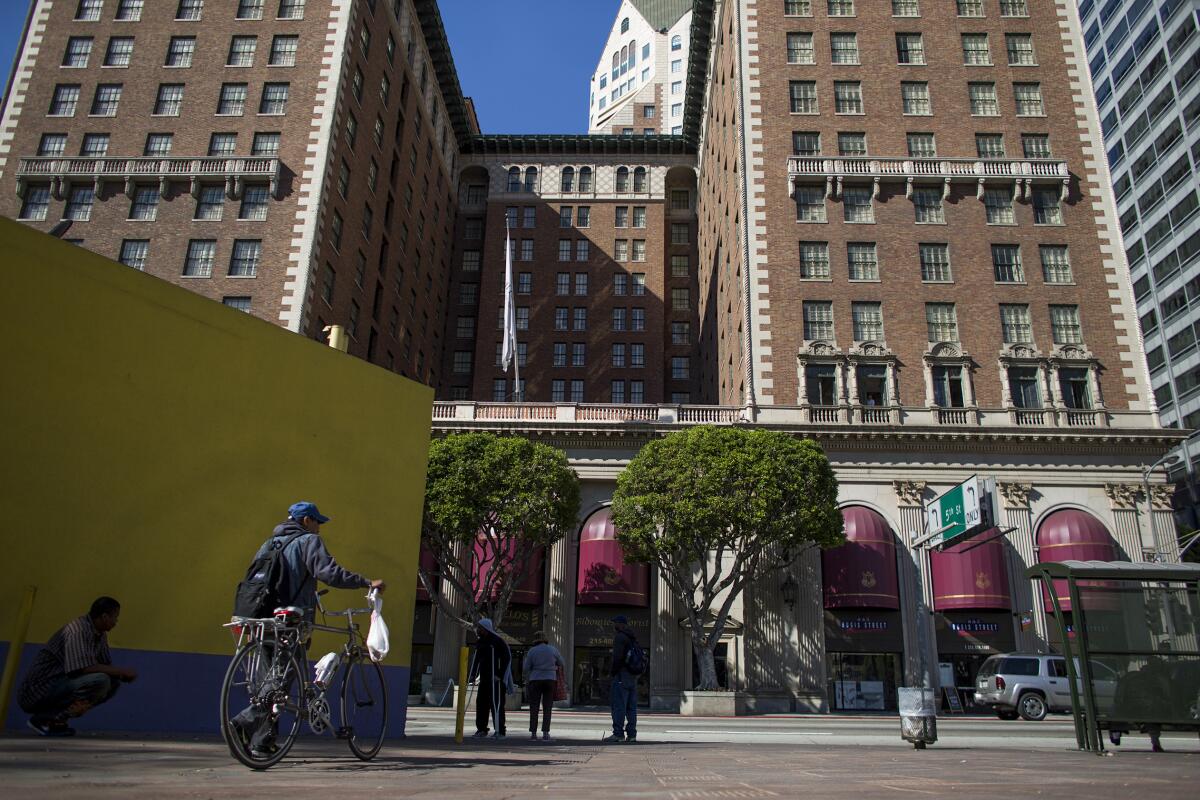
1017;692;1047;721
996;709;1019;721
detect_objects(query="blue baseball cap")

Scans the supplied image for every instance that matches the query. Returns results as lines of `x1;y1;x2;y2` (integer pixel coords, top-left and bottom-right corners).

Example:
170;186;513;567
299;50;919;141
288;501;330;524
611;614;629;625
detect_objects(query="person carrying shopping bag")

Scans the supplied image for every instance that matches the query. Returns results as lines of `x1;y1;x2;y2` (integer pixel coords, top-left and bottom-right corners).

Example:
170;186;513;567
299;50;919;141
522;631;565;741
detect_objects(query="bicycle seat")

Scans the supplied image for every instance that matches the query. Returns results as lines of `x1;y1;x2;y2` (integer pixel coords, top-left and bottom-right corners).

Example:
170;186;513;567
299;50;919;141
273;606;306;624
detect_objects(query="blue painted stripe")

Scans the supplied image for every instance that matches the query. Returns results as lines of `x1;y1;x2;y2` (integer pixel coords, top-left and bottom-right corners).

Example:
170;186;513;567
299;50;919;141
2;642;408;736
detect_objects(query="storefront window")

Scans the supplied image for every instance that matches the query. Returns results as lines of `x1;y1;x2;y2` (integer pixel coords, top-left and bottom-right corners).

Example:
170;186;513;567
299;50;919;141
826;652;901;711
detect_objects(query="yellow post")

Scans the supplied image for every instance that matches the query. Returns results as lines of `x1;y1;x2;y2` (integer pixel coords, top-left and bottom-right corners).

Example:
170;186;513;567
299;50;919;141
454;645;469;743
0;585;38;732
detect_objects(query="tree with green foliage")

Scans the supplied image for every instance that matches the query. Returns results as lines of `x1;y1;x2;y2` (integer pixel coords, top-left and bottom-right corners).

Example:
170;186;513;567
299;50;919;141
420;432;581;631
611;426;843;690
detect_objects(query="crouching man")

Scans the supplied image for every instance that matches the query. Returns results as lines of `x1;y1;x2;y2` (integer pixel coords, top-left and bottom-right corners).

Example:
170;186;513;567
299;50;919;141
18;596;137;736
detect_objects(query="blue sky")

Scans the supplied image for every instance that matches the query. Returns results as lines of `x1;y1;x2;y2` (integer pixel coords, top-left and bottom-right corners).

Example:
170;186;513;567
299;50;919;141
1;0;619;134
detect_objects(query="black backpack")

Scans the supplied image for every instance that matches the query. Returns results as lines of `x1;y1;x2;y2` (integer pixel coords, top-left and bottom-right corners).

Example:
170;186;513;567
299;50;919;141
232;533;303;618
624;635;647;676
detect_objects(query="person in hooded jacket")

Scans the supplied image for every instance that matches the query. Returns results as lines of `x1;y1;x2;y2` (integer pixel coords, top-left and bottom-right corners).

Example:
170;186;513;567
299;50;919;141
471;618;514;738
231;501;385;757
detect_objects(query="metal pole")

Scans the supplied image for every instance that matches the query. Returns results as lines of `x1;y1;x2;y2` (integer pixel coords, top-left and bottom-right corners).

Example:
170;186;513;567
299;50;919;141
454;645;469;743
0;586;38;732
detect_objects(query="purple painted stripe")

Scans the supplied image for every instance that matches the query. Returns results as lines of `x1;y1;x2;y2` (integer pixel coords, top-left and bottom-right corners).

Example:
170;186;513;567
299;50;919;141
2;642;408;737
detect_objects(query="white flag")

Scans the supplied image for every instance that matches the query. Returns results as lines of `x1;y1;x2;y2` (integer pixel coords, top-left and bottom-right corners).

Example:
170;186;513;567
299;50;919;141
500;221;517;374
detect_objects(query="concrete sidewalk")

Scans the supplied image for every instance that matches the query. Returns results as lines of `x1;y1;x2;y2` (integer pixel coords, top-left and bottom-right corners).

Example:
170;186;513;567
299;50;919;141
0;731;1196;799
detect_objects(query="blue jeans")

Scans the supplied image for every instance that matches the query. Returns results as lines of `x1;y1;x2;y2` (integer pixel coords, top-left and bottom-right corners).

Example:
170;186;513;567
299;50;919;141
610;676;637;738
24;673;119;720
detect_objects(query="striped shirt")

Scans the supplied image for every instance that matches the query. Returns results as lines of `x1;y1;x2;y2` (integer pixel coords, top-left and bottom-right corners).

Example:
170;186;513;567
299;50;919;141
18;615;111;709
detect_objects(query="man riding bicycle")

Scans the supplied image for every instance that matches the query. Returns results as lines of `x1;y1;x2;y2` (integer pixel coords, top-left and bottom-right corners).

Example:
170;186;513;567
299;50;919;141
231;501;385;756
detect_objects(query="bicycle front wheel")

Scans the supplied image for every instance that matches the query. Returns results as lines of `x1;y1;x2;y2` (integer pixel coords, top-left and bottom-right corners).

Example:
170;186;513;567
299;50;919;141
340;657;388;760
219;639;305;770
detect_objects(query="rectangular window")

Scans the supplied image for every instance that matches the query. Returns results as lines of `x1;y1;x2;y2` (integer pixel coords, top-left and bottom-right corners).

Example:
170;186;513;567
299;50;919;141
553;342;568;367
1005;33;1035;65
576;240;589;261
838;132;866;155
1060;367;1092;409
901;82;930;114
518;272;532;294
612;308;626;331
672;287;690;311
906;133;936;157
64;186;94;220
252;132;280;156
572;342;586;367
787;32;814;64
671;255;689;278
611;380;626;404
799;242;830;278
672;322;690;345
992;244;1024;283
831;33;859;64
795;184;826;222
556;273;571;298
228;36;257;67
166;37;195;68
194;185;224;220
932;365;965;407
969;82;999;115
1050;305;1082;344
38;134;67;157
984;188;1015;224
852;301;883;341
259;83;289;115
523;207;536;228
238;185;270;220
827;0;854;15
183;239;216;277
236;0;263;19
842;187;873;222
632;240;646;262
834;81;863;113
1021;134;1051;158
611;343;626;368
1000;0;1028;16
270;35;299;66
790;81;818;113
278;0;306;19
785;0;812;14
550;380;565;402
570;380;584;403
558;239;572;262
913;189;944;223
892;0;919;16
1009;367;1041;408
976;133;1005;158
956;0;983;16
209;133;237;156
633;206;647;227
962;33;991;65
803;301;834;340
520;240;534;261
1000;304;1032;343
896;33;925;64
19;185;51;220
672;357;689;380
615;206;628;228
176;0;203;20
217;84;247;115
573;307;587;331
793;131;820;155
847;242;878;280
119;239;149;270
577;206;590;227
80;133;109;157
49;85;81;116
559;207;572;228
632;273;646;296
614;240;628;261
63;37;92;68
90;84;122;116
229;240;262;277
613;274;627;296
1014;83;1044;116
631;344;646;368
919;243;951;281
76;0;103;20
575;273;589;296
1040;245;1073;284
632;308;645;331
631;380;644;404
128;185;158;220
925;303;958;342
1033;189;1063;225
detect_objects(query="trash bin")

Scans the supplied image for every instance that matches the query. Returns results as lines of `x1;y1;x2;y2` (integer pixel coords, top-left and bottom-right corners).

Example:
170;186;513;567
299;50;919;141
898;687;938;749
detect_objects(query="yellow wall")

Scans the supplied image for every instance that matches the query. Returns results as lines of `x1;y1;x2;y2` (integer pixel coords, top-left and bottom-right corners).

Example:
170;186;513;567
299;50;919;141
0;218;430;664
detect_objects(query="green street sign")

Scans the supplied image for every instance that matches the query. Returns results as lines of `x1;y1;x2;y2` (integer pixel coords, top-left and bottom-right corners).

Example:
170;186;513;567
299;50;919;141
925;476;995;549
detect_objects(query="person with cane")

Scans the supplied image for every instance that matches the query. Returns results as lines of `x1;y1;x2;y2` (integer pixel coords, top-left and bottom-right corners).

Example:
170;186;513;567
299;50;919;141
471;618;513;738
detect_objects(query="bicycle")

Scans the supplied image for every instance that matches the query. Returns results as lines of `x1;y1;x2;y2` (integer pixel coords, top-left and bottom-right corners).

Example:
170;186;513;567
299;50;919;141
219;590;387;769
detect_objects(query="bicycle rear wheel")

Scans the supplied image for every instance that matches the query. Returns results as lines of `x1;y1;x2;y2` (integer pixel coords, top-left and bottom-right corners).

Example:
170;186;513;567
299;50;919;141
340;657;387;760
219;639;305;770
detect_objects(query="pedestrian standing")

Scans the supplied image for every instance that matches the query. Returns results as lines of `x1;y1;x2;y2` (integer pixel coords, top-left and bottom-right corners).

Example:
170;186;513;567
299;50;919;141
603;615;640;743
522;631;565;741
472;618;513;738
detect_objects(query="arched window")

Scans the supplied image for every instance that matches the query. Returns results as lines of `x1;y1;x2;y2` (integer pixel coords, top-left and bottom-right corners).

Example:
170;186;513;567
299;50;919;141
620;17;629;33
561;166;575;192
612;52;619;69
507;166;520;192
524;166;537;192
633;166;647;192
671;34;682;51
629;40;637;66
578;166;593;192
615;166;629;193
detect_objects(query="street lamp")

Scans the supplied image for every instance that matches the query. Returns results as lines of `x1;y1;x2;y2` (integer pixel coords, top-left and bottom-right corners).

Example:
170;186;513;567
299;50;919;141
1142;452;1182;561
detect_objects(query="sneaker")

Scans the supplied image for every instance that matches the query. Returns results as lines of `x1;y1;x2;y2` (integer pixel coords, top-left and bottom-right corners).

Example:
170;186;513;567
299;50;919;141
472;730;489;738
64;699;92;718
250;742;279;758
602;733;624;743
624;735;637;744
530;732;538;741
492;732;506;739
27;717;74;737
541;732;552;742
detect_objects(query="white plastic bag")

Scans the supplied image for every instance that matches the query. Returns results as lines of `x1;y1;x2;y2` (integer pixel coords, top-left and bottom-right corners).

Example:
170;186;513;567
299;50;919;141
314;651;340;687
366;588;389;662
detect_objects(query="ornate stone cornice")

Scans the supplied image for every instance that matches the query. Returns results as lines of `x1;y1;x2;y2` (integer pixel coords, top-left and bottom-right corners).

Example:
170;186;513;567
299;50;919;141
798;340;842;359
998;343;1044;363
1048;344;1096;363
848;340;895;360
1104;482;1142;510
924;341;971;362
1150;484;1175;510
998;482;1033;509
893;480;927;507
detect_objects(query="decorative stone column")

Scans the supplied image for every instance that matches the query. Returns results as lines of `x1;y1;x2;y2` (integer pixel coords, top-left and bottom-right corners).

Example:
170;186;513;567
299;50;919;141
793;546;826;711
1151;485;1179;560
744;554;797;713
650;566;686;711
999;482;1044;652
893;480;935;688
1104;483;1146;560
429;545;468;705
544;533;576;706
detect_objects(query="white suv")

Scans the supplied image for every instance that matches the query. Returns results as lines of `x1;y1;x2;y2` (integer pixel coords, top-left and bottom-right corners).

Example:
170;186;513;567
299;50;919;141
974;653;1117;721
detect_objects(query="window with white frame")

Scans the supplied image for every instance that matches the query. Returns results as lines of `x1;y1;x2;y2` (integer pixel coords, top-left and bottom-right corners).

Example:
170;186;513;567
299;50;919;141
793;131;820;155
956;0;983;16
119;239;149;270
672;322;690;345
90;84;122;116
787;32;814;64
229;240;261;276
19;185;51;220
166;37;195;67
892;0;919;16
218;84;247;115
790;81;818;113
50;84;81;116
611;380;626;404
270;35;299;66
925;303;958;342
984;188;1015;224
632;308;645;331
76;0;103;20
838;132;866;155
572;343;586;367
195;185;224;219
795;184;826;222
906;133;936;157
672;255;689;277
80;133;109;156
847;242;878;280
632;240;646;262
1021;134;1052;158
800;242;830;278
129;186;158;220
803;301;834;340
236;0;263;19
962;33;990;64
64;186;94;220
551;380;565;402
901;81;930;114
913;188;944;223
1013;82;1044;116
278;0;306;19
184;239;216;277
575;273;589;296
831;33;859;64
785;0;812;14
632;273;646;296
612;308;626;331
631;380;644;404
1006;34;1035;65
38;134;67;157
518;273;532;294
671;288;690;311
896;33;924;64
176;0;203;20
558;239;571;262
222;296;252;312
576;240;589;261
919;243;951;281
842;187;873;222
1040;245;1073;284
1000;304;1033;343
1032;189;1063;225
976;133;1005;158
570;380;584;403
259;83;289;114
63;37;92;67
834;81;863;113
969;82;999;115
239;185;270;220
1050;305;1082;344
520;239;533;260
573;307;587;331
827;0;854;15
1000;0;1028;17
851;301;883;341
116;0;144;19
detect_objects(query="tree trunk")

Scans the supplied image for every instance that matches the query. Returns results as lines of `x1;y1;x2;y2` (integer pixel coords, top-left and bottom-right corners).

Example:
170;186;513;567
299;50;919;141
693;641;720;690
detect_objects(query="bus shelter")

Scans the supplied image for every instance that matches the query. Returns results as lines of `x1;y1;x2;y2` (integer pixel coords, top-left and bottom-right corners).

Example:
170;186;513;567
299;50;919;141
1025;560;1200;752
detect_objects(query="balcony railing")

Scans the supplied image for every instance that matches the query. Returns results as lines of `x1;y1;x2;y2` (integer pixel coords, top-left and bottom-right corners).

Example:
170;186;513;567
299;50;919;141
15;155;282;199
786;155;1069;201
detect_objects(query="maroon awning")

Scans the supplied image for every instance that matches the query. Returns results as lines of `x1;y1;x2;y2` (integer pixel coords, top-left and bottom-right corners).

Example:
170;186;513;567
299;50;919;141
473;532;545;606
576;507;649;607
822;506;900;609
415;544;437;603
931;536;1012;611
1036;510;1118;612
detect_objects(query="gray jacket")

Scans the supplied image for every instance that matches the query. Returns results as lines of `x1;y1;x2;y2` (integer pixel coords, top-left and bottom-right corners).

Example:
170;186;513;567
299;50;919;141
257;520;369;616
522;643;565;682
